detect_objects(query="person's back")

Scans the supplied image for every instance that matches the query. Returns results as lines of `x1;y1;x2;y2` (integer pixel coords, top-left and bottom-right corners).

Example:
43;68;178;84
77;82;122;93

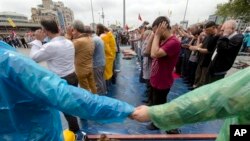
92;33;107;94
44;36;75;77
92;34;105;68
73;35;94;73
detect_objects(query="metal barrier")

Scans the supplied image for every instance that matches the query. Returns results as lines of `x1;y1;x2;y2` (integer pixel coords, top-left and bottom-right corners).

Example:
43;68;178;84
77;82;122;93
87;134;217;140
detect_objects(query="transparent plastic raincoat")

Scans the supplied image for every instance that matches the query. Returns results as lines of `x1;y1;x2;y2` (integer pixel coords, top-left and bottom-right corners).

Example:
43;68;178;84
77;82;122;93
0;41;134;141
149;66;250;141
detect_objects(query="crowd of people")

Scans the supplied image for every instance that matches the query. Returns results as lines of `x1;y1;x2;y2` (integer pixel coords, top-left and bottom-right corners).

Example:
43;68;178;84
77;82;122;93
129;19;247;104
0;15;250;141
0;33;31;48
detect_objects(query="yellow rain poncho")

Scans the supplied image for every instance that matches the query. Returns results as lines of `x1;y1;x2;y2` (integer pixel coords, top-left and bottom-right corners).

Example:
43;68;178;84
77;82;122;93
101;31;117;80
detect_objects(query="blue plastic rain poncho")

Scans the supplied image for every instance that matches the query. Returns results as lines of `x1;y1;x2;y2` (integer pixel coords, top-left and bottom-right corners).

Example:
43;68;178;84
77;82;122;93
149;66;250;141
0;41;134;141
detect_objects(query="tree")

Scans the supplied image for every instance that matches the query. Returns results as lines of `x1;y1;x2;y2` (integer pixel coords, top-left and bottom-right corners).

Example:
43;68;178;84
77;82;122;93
216;0;250;22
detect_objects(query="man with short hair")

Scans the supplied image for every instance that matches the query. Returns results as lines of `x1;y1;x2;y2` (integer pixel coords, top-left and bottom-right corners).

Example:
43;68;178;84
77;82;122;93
207;20;244;83
148;16;181;133
29;18;81;138
71;20;97;93
189;21;219;89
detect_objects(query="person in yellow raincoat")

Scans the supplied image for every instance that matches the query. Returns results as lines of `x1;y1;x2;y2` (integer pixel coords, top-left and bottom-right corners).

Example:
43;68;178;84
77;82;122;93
96;24;116;81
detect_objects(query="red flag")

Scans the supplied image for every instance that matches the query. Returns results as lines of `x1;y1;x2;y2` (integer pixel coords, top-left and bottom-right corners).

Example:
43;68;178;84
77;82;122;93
125;24;129;31
138;14;142;21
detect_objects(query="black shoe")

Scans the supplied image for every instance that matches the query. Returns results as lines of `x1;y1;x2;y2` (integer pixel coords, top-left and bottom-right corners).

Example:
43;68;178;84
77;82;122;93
188;87;195;90
146;123;159;130
188;86;198;90
183;80;190;84
141;100;149;103
166;129;181;134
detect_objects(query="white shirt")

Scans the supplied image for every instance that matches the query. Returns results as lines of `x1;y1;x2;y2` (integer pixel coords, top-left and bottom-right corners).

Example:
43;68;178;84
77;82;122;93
29;36;75;77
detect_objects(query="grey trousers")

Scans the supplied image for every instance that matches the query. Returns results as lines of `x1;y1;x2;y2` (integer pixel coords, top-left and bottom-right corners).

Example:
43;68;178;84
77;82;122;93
93;66;107;94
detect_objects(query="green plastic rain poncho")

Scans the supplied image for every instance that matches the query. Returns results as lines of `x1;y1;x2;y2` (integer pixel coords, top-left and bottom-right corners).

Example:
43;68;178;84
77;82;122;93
149;66;250;141
0;41;134;141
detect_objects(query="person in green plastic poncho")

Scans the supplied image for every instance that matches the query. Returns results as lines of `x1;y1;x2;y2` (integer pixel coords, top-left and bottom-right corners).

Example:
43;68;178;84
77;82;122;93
132;66;250;141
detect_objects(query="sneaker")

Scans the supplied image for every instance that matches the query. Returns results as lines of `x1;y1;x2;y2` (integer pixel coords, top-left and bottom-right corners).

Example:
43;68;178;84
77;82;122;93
166;129;181;134
114;69;121;73
75;131;87;141
146;122;159;130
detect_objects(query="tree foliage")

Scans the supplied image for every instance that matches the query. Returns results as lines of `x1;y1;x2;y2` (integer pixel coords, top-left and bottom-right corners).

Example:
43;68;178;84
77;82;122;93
216;0;250;22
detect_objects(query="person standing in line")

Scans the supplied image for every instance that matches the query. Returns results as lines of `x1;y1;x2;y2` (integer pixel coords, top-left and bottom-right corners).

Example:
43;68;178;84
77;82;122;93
91;28;107;94
71;20;97;93
207;20;244;83
29;18;81;138
96;24;116;90
189;21;219;89
147;16;181;133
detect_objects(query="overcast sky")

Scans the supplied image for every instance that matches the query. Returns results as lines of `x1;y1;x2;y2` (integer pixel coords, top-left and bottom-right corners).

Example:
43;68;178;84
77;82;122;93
0;0;228;27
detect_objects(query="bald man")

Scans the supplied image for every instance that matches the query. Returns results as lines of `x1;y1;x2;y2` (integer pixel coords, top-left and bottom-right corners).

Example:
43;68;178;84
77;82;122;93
207;20;244;83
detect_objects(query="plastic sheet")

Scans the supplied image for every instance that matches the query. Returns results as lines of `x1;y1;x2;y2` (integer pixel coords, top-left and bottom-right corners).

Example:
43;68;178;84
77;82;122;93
0;41;134;141
149;66;250;141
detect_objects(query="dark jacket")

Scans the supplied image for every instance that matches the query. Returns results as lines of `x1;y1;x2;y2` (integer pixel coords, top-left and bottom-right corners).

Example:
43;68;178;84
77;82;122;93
209;33;244;74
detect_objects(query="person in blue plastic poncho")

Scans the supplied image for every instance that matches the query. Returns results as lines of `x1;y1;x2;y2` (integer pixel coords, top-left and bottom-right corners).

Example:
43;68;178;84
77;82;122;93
0;41;134;141
132;65;250;141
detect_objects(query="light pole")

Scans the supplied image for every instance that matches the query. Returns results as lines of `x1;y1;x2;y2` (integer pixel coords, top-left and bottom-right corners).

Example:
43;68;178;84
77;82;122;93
90;0;95;29
101;7;105;25
98;12;101;23
183;0;189;21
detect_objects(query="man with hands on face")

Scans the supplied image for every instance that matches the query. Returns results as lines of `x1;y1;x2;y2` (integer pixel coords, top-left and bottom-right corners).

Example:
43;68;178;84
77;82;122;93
207;20;244;83
29;18;82;138
145;16;181;133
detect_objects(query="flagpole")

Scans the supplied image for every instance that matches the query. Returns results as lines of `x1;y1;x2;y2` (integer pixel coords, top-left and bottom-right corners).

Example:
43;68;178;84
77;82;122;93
123;0;126;29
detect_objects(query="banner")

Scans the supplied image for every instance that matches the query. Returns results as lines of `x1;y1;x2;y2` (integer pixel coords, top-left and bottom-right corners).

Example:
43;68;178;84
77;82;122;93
7;18;16;27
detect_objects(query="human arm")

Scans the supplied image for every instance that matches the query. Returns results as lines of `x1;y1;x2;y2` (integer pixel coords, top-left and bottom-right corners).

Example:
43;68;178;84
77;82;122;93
189;43;208;53
151;22;168;58
148;67;250;130
143;32;154;56
29;30;54;62
1;49;134;123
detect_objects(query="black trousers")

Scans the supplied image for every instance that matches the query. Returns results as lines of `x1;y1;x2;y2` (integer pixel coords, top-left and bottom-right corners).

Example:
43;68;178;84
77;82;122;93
149;86;170;106
61;72;80;133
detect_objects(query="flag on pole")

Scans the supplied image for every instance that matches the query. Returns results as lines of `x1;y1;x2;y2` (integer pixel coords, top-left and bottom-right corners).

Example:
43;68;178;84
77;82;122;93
11;30;17;38
138;14;142;21
7;18;16;27
125;24;129;31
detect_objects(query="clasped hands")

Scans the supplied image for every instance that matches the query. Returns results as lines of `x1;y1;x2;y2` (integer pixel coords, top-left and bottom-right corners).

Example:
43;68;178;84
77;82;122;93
130;105;150;122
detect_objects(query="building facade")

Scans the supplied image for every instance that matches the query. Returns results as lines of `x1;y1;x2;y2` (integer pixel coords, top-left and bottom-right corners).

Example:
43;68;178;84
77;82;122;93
208;14;250;31
0;12;40;36
31;0;74;30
